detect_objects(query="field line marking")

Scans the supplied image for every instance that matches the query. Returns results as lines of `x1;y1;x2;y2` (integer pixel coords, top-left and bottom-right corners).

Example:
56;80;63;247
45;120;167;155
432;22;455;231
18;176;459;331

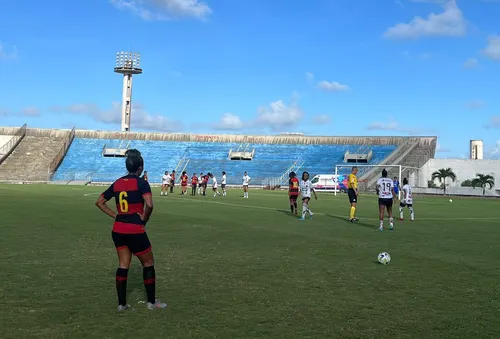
162;195;500;222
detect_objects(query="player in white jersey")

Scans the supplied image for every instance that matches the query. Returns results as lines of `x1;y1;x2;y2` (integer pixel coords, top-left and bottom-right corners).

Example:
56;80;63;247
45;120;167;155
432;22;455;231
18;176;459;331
242;171;251;198
375;169;397;231
399;178;415;221
161;171;171;196
221;171;227;196
210;173;221;197
299;171;318;220
197;172;204;195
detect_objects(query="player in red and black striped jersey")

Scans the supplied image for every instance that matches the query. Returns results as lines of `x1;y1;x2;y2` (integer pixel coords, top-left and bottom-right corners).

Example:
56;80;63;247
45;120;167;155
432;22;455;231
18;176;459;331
288;171;299;215
180;171;188;195
95;149;167;312
191;173;198;196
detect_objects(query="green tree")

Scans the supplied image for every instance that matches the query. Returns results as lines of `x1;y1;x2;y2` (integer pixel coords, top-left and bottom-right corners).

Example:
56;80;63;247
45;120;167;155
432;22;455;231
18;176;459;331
471;173;495;196
431;168;457;195
461;179;473;187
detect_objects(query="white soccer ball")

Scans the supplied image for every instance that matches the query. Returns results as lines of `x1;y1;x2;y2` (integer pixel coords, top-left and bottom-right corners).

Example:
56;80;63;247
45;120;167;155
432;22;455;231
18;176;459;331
449;199;453;203
377;252;391;265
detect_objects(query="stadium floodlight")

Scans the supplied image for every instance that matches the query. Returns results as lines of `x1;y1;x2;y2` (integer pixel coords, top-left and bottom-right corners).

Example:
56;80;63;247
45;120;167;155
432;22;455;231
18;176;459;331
114;51;143;132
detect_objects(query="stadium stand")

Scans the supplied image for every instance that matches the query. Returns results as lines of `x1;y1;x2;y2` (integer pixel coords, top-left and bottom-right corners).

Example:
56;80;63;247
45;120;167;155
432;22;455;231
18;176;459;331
0;126;73;182
0;127;437;187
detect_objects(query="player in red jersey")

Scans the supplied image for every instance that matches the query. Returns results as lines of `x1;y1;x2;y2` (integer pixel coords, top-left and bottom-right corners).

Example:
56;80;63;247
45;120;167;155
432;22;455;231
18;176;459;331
170;170;176;193
180;171;188;195
202;173;209;196
95;149;167;312
288;171;299;215
141;171;148;181
191;173;198;196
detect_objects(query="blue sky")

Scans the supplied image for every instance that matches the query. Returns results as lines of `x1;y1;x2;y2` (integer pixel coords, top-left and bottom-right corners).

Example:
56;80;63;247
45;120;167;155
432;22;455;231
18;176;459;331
1;0;500;158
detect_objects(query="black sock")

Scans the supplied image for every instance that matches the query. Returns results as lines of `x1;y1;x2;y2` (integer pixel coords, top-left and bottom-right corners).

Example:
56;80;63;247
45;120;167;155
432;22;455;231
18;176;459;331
143;266;156;304
290;205;294;213
116;268;129;306
294;202;297;211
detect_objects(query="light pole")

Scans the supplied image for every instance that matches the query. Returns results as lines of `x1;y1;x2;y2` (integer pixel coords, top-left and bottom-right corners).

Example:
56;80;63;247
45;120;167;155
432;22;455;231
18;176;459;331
114;51;142;132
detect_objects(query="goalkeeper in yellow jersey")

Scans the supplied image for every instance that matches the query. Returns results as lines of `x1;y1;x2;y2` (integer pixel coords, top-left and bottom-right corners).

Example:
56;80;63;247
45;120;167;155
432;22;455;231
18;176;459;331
347;166;359;222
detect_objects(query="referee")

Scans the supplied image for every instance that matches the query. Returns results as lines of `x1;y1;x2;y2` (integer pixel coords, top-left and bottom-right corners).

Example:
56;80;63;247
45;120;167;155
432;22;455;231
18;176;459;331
348;166;359;222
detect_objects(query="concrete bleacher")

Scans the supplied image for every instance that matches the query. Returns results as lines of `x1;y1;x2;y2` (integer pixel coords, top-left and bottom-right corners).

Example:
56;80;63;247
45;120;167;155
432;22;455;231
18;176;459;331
53;137;397;184
0;128;72;182
0;135;13;156
0;127;437;185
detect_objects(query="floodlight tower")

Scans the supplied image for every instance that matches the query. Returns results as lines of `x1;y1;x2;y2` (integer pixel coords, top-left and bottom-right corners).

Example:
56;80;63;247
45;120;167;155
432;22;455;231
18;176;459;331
114;51;142;132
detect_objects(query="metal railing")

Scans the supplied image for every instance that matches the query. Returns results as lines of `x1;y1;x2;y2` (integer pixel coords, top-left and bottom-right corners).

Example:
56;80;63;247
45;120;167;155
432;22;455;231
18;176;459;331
47;127;76;180
0;123;27;165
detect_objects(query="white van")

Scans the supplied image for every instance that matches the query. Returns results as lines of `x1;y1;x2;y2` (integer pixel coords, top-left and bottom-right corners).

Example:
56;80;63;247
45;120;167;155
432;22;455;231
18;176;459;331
310;174;346;192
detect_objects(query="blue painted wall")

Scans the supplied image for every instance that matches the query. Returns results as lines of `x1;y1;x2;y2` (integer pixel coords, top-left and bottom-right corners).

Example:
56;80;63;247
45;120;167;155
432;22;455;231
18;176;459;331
54;138;397;184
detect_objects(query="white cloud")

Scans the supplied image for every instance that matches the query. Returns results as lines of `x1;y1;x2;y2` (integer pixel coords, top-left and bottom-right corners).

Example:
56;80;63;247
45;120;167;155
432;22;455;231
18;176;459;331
483;35;500;60
489;140;500;159
484;116;500;129
0;43;18;60
383;0;466;39
110;0;212;20
317;80;350;92
436;142;452;153
312;114;331;125
365;119;431;135
305;72;314;81
255;100;303;131
20;107;41;116
212;113;244;131
403;50;431;59
53;102;183;132
465;100;486;109
463;57;479;69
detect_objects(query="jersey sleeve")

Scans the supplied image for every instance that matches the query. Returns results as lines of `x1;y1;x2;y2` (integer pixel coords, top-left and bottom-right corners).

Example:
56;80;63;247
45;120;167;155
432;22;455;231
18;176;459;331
139;179;152;197
101;183;114;201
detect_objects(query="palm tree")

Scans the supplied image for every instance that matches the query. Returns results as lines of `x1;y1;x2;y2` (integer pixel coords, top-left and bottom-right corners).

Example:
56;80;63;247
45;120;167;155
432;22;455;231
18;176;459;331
471;173;495;196
431;168;456;195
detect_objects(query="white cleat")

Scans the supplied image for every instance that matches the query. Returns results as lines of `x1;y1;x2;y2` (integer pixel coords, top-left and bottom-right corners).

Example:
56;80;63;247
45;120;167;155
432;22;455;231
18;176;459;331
147;299;167;310
117;304;131;312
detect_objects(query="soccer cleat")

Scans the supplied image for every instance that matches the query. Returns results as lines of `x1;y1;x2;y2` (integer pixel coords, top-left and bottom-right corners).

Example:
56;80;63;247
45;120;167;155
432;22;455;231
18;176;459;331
147;299;167;310
309;215;313;220
299;217;305;220
390;225;394;231
117;304;131;312
378;227;383;232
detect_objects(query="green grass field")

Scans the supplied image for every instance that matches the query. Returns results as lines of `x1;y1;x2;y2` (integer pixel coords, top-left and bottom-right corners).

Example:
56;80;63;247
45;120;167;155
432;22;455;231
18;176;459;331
1;184;500;339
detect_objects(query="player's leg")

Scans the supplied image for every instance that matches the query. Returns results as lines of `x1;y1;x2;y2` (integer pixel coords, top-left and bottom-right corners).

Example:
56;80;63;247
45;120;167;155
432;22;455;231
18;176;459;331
378;201;385;231
289;197;295;213
132;234;167;310
387;200;394;230
112;232;132;311
399;202;405;220
161;185;164;196
408;204;415;221
348;190;358;222
307;199;314;219
300;197;310;220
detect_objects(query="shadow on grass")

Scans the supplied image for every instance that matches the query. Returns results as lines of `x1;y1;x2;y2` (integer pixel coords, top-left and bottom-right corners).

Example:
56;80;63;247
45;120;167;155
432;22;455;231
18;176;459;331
326;213;378;230
277;209;298;218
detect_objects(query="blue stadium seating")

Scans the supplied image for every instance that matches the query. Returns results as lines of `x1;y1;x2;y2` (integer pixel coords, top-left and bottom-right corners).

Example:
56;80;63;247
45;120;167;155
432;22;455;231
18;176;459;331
53;138;397;184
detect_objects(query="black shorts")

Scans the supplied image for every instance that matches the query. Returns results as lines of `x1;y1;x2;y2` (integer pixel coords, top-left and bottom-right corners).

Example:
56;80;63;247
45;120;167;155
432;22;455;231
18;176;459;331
379;198;393;207
400;202;413;208
289;195;298;201
112;231;152;256
348;189;357;203
221;184;226;189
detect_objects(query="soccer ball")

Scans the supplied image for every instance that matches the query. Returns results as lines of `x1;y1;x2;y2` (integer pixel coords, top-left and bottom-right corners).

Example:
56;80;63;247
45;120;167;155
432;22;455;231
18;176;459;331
449;199;453;203
377;252;391;265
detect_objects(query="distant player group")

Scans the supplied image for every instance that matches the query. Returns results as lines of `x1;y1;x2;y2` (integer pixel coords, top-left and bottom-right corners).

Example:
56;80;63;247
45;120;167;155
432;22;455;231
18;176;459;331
95;150;415;312
346;166;415;231
159;170;252;198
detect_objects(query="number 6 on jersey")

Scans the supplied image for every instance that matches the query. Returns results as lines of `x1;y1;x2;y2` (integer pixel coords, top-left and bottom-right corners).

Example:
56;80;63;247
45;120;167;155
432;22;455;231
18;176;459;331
118;191;129;212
